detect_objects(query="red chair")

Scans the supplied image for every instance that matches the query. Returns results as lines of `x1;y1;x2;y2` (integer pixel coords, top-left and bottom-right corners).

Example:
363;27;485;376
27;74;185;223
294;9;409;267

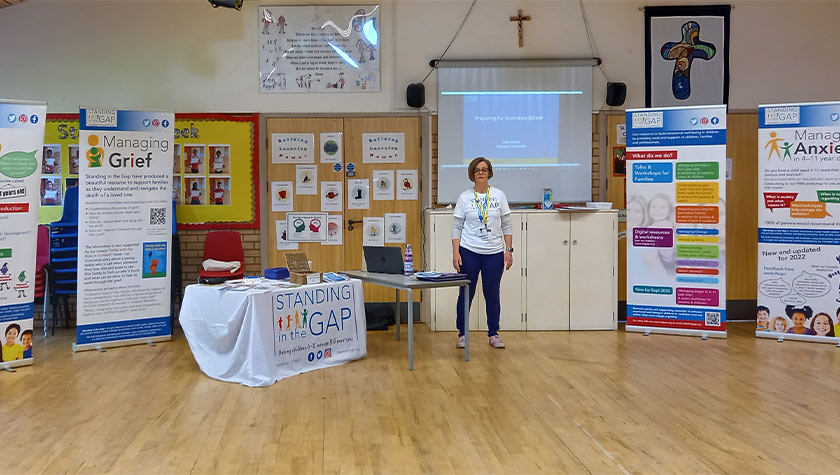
198;231;245;282
34;225;50;337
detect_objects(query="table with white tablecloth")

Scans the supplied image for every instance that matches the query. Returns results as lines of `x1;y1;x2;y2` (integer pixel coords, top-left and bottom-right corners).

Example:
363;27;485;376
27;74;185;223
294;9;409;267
179;279;366;387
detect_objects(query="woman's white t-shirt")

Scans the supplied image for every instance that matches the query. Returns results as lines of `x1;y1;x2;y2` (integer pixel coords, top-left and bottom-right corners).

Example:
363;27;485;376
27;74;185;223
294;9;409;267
453;186;511;254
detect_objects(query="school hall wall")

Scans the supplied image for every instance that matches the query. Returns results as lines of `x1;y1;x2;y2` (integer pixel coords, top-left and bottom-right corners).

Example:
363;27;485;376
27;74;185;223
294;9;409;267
0;1;836;113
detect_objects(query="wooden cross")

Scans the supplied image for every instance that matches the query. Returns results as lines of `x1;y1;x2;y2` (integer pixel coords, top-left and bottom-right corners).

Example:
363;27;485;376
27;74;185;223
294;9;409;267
509;9;530;47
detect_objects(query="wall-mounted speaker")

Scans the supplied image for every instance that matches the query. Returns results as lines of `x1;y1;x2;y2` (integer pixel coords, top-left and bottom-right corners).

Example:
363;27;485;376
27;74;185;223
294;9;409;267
406;83;425;109
606;82;626;107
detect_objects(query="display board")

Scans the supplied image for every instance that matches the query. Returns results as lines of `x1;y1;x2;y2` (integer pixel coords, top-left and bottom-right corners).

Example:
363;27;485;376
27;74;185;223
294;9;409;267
40;113;259;228
0;100;46;369
258;5;380;93
756;102;840;343
625;105;727;338
75;108;173;351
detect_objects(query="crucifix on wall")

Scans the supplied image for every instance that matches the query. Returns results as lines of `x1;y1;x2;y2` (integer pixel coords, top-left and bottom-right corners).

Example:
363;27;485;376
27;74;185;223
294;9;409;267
509;9;530;47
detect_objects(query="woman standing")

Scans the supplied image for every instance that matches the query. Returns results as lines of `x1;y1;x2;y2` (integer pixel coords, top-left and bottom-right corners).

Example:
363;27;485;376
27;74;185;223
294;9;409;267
452;157;513;349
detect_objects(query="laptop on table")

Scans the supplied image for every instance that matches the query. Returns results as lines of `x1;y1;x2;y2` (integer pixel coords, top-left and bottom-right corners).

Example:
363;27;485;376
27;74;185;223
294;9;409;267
363;246;404;274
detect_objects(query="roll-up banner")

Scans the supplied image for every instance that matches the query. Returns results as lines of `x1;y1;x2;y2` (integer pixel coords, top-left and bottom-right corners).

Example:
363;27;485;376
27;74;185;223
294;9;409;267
75;108;173;351
757;102;840;343
0;100;46;369
625;105;727;338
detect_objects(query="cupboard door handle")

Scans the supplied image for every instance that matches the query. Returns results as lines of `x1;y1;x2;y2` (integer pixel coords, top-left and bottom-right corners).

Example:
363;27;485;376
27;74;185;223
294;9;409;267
572;240;578;245
563;240;569;245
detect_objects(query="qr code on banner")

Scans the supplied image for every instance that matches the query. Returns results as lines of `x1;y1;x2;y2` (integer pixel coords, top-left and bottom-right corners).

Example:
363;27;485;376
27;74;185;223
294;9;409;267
149;207;166;226
705;311;721;327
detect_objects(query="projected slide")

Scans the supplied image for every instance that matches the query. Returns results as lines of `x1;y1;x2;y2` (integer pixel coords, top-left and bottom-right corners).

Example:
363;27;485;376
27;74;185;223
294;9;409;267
462;93;559;163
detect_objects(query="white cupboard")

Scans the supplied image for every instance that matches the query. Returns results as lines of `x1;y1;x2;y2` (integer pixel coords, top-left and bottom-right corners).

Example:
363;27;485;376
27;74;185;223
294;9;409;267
422;209;617;331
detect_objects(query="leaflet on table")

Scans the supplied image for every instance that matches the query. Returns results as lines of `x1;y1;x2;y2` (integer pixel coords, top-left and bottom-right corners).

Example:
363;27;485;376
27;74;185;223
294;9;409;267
625;105;727;336
757;102;840;343
76;108;173;349
0;100;46;369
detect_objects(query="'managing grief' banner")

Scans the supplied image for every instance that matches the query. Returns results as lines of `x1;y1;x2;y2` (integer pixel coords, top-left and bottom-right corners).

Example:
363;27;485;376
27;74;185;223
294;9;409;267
76;108;173;350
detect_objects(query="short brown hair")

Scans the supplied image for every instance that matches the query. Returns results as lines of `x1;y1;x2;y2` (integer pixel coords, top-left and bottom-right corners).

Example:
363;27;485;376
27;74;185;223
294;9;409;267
467;157;493;181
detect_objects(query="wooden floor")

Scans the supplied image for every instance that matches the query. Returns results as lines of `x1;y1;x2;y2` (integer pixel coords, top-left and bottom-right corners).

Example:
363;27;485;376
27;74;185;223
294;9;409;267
2;322;840;474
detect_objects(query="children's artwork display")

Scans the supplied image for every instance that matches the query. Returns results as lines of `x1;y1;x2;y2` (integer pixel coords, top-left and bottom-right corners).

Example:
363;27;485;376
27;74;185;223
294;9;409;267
42;113;260;228
625;105;727;338
756;102;840;344
0;99;46;370
76;107;173;350
258;5;380;93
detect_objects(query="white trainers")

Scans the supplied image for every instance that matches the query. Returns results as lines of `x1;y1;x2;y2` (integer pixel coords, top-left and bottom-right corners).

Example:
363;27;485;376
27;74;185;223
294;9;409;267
489;334;505;348
456;335;465;348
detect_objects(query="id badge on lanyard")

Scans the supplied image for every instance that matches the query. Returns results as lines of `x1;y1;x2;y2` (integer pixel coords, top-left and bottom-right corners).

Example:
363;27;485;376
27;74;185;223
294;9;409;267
475;188;491;239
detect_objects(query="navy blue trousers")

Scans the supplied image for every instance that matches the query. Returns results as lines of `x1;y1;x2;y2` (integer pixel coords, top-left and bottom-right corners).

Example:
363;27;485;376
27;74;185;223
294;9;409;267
456;246;504;337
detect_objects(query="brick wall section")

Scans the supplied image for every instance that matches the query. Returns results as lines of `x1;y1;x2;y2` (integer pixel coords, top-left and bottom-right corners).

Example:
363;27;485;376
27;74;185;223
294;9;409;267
431;113;601;205
177;227;262;294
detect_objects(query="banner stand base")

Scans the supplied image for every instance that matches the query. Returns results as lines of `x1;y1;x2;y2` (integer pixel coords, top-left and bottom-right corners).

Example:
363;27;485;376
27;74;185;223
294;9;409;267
757;331;840;346
0;359;33;372
627;325;726;339
73;335;171;353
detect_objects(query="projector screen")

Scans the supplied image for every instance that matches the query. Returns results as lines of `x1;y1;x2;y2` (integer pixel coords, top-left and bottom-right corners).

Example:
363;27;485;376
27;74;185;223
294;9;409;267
437;63;593;203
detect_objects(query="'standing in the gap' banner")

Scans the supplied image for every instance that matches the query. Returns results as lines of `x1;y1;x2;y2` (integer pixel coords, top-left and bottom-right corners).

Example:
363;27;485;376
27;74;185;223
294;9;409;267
0;100;45;369
76;108;173;351
625;105;727;338
757;102;840;344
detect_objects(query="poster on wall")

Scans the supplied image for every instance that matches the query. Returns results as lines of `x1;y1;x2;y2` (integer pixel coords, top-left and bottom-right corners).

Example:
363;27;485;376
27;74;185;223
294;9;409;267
275;220;299;250
271;181;293;212
363;133;404;163
321;181;342;212
756;102;840;343
347;179;369;209
272;133;314;164
76;107;173;351
384;212;406;243
625;105;727;338
286;212;327;242
396;169;418;200
258;5;380;93
363;217;385;247
320;132;343;163
295;165;317;195
0;100;46;369
372;169;394;200
324;214;343;245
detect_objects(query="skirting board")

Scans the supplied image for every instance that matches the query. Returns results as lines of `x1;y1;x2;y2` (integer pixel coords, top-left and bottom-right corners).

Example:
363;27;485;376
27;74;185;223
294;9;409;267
73;335;172;352
626;325;727;339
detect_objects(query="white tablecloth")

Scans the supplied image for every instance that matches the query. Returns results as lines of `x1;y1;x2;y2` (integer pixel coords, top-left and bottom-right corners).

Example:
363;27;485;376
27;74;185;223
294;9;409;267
180;279;367;387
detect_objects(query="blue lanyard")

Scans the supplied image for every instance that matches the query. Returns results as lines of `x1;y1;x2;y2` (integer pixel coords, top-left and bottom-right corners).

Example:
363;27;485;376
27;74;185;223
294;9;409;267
474;187;490;224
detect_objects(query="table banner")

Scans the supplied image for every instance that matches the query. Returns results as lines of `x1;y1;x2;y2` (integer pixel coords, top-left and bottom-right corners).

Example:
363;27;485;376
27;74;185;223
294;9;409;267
75;108;173;351
0;100;46;369
625;105;727;337
180;279;367;387
757;102;840;343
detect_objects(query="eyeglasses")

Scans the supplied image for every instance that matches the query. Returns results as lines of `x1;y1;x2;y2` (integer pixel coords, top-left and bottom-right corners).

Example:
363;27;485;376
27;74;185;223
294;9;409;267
474;168;490;174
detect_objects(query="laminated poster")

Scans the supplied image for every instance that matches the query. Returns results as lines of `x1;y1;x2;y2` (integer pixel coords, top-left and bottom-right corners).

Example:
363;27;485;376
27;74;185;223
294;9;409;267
372;169;394;200
271;181;294;212
363;217;385;247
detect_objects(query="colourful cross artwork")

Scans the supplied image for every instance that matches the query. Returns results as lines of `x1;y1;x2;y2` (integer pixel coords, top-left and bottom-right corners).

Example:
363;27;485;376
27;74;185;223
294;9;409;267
660;21;716;101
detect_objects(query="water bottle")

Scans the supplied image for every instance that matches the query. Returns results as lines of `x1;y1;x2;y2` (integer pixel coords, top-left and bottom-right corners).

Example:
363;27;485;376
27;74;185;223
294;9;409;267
542;188;553;209
404;244;414;276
